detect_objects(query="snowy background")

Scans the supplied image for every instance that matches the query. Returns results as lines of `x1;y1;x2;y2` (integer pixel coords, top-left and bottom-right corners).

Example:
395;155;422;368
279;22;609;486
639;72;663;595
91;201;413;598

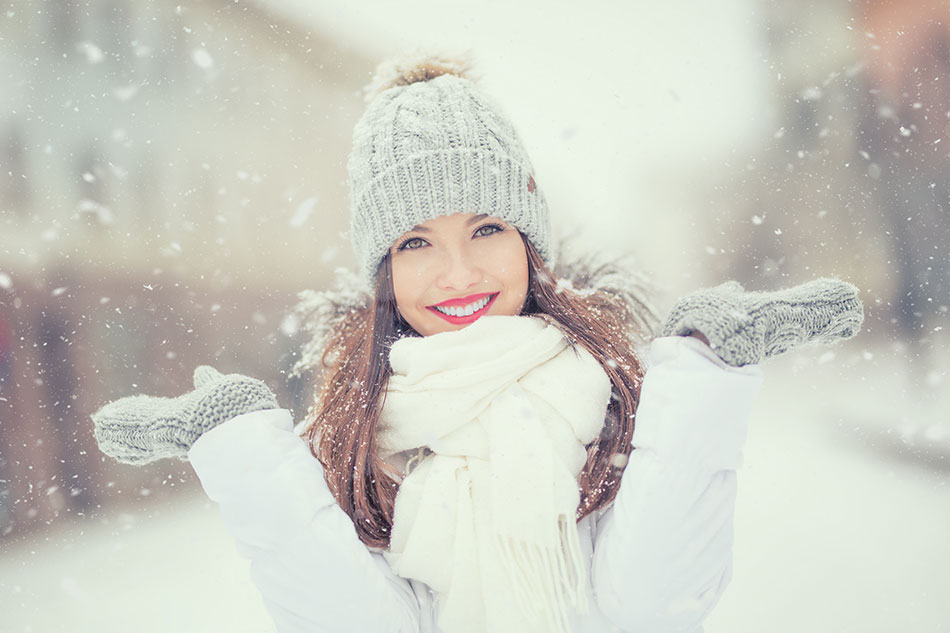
2;0;948;631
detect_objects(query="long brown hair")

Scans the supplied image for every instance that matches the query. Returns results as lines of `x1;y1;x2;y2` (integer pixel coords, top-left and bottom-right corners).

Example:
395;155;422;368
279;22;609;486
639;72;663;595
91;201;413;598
306;236;650;549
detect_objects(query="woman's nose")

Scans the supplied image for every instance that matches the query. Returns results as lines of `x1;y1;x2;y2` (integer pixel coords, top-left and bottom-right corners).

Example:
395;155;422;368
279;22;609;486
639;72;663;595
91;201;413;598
437;247;482;291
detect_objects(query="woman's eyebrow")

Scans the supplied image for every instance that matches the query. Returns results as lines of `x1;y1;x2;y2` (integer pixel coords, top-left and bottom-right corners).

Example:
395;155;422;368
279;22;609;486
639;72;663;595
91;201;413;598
406;213;488;233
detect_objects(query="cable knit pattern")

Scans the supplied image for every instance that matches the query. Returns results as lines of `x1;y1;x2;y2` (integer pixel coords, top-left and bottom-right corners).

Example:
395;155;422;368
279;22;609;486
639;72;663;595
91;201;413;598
661;277;865;367
92;366;279;465
348;70;552;283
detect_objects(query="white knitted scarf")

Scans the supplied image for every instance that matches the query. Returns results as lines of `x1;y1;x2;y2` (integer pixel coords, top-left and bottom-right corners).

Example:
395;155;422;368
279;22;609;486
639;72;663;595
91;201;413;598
378;316;612;633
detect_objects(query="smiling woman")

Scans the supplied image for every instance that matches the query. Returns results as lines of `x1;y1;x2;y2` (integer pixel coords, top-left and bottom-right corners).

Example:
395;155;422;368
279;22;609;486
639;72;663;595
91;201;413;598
389;214;528;335
90;52;864;633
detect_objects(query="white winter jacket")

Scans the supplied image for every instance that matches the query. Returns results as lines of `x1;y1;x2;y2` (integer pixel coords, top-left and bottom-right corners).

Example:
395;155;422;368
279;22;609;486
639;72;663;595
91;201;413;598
189;335;763;633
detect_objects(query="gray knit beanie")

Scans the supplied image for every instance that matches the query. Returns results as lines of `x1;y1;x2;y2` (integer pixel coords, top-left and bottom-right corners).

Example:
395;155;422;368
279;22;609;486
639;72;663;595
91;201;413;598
348;53;553;284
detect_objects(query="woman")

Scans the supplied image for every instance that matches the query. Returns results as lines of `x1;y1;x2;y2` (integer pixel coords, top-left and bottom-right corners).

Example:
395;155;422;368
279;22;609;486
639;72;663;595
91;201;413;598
93;54;864;633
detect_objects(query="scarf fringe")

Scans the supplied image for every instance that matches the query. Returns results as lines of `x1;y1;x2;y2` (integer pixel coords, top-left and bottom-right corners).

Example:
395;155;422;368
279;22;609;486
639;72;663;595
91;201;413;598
495;515;589;633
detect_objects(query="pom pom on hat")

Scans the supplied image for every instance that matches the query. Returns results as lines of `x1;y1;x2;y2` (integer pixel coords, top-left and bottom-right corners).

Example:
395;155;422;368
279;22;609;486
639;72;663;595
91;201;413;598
362;51;478;103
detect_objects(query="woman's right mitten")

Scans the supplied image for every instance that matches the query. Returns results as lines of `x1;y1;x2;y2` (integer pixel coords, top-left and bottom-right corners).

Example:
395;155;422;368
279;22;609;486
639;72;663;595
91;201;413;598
91;366;279;465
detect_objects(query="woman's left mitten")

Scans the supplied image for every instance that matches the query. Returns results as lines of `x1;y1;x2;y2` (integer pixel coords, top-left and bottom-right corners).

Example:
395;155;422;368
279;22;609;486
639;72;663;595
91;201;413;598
662;277;865;367
91;366;279;465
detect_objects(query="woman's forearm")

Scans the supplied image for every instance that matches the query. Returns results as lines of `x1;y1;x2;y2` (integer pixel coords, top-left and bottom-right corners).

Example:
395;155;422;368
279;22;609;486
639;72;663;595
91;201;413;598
189;409;420;633
591;335;763;633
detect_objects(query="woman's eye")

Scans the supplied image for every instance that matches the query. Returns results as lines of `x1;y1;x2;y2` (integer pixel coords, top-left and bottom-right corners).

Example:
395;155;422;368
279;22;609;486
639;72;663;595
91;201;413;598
473;224;503;238
397;236;428;251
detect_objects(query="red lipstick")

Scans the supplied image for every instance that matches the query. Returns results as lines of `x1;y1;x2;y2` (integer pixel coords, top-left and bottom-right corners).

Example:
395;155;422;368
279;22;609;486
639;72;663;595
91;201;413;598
427;292;497;325
432;292;494;308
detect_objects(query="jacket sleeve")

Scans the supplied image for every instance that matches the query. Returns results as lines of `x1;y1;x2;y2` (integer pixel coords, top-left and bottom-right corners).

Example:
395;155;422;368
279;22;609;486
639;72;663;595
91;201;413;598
590;335;764;633
188;408;420;633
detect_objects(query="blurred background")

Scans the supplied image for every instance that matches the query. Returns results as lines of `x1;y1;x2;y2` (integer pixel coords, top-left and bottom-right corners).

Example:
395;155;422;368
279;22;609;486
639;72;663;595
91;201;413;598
1;0;947;631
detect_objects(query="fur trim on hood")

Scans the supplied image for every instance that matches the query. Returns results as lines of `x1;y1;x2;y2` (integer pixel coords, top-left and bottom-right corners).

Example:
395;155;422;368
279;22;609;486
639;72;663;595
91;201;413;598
288;245;661;379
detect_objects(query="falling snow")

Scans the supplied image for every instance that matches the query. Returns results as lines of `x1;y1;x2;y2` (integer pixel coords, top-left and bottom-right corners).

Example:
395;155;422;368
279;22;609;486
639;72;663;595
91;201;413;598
192;48;215;70
1;1;947;633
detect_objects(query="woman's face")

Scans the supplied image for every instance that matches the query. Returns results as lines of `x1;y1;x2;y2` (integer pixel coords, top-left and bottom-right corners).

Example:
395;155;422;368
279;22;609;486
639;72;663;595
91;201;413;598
389;213;529;336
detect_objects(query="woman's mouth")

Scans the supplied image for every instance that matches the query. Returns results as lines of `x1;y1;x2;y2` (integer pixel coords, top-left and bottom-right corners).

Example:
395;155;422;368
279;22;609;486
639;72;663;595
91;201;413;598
427;292;498;324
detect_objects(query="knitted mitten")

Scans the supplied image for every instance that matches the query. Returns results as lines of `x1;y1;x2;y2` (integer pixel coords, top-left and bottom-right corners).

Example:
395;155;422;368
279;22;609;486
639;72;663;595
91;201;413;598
662;277;864;367
92;366;279;465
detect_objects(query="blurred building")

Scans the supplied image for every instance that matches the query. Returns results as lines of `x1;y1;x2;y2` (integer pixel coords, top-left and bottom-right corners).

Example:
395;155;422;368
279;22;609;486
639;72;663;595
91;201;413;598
857;0;950;347
711;0;949;357
0;0;373;538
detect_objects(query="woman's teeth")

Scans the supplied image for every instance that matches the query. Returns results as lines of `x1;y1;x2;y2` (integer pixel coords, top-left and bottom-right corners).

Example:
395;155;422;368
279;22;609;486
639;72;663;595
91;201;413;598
433;295;492;317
